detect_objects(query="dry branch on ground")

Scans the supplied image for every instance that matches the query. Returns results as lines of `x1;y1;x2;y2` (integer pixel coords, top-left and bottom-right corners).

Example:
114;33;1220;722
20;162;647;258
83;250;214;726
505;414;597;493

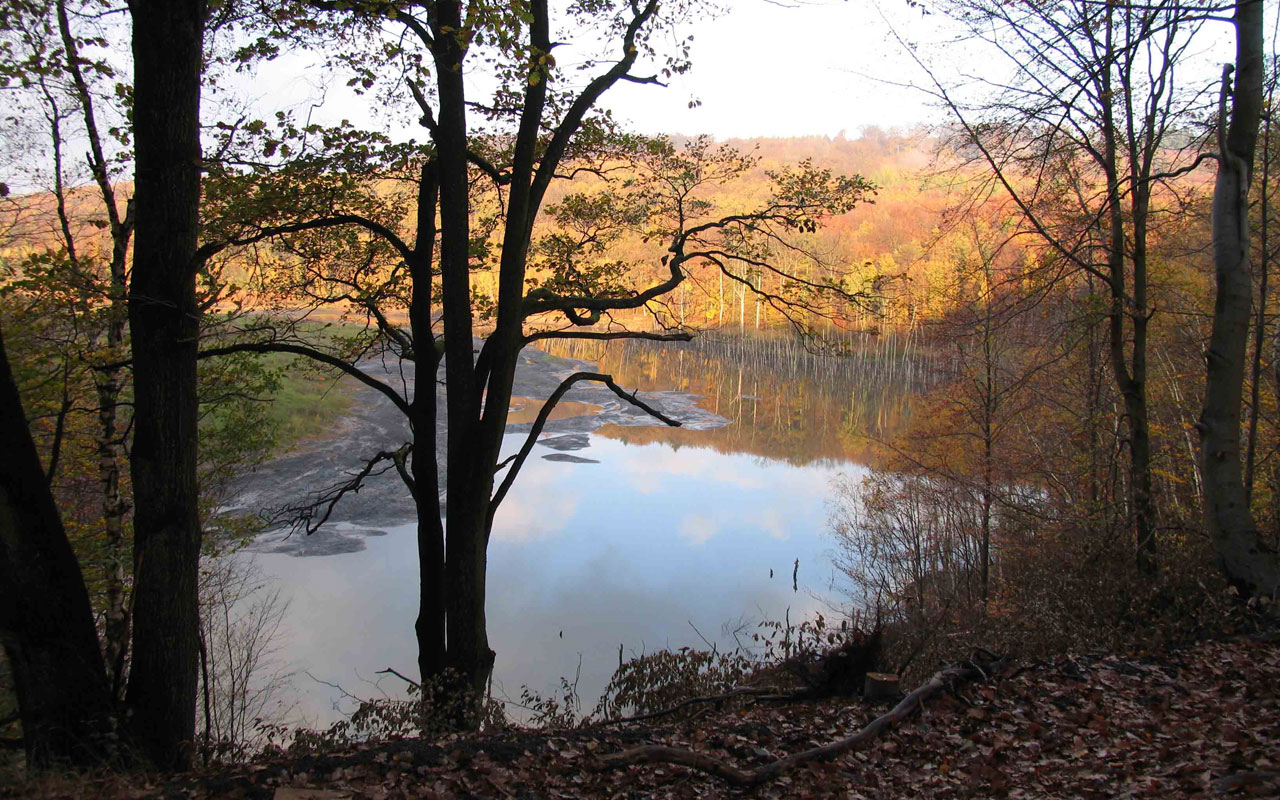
4;634;1278;799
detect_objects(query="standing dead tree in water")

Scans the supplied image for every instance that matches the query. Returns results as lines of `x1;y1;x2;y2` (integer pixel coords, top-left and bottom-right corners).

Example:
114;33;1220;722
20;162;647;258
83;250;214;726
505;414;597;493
196;1;874;720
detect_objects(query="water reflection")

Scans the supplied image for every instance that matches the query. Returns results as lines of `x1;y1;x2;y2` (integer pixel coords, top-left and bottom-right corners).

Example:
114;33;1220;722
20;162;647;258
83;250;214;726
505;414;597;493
248;337;924;728
258;434;860;727
542;336;929;465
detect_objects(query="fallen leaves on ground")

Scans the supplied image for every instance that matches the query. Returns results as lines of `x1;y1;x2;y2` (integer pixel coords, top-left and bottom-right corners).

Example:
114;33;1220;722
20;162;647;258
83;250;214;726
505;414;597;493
7;633;1278;799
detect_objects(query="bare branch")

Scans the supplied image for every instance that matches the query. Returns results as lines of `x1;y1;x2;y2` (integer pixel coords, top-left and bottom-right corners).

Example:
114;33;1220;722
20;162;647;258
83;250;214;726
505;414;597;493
523;330;693;345
376;667;421;688
197;341;412;418
599;651;1006;787
271;443;412;535
489;371;680;525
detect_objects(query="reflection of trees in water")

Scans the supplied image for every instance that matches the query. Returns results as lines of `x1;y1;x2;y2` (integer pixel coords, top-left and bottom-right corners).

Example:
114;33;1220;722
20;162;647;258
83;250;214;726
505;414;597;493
540;335;935;466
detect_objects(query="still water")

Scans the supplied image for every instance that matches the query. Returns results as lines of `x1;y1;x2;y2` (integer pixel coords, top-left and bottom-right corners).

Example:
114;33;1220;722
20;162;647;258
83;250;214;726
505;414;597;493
243;337;924;727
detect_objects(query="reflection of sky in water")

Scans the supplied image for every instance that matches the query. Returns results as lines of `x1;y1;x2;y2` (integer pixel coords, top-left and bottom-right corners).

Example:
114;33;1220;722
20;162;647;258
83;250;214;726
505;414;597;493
253;433;866;727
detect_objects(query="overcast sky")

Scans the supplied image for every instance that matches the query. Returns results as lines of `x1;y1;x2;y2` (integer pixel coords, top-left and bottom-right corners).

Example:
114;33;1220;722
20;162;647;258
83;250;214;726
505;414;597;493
601;0;938;138
240;0;945;141
247;0;1246;142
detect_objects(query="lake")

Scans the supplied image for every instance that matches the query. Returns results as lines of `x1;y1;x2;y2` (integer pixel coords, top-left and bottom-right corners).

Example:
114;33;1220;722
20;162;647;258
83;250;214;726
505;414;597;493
233;335;927;729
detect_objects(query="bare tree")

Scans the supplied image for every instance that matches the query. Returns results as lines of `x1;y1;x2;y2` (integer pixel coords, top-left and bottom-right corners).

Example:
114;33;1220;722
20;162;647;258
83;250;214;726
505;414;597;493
197;552;292;761
908;0;1218;573
1198;0;1280;597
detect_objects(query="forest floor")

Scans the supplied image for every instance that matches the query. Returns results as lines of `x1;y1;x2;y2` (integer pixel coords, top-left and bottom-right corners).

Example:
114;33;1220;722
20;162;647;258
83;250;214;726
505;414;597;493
10;629;1278;799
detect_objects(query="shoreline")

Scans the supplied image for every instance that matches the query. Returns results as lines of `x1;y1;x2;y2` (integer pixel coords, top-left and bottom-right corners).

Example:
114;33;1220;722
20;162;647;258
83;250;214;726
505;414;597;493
225;342;729;557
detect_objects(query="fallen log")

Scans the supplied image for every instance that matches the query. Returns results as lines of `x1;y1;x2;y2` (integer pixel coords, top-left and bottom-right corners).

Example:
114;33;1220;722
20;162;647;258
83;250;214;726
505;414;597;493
597;650;1006;788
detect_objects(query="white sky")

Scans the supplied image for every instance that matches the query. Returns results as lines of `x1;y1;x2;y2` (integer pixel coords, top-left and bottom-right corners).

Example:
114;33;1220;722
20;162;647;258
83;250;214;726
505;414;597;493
601;0;937;138
242;0;1246;143
240;0;943;141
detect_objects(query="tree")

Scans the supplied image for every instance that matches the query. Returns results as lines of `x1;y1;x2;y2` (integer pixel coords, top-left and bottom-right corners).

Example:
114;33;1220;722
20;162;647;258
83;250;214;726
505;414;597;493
124;0;208;769
1198;0;1280;597
0;321;114;768
0;0;284;769
914;0;1214;573
0;0;137;696
199;0;871;712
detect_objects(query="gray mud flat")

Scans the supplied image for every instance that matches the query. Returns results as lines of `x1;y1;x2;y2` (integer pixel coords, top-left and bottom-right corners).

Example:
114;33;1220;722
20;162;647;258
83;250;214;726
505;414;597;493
537;433;590;452
541;453;599;464
228;343;728;556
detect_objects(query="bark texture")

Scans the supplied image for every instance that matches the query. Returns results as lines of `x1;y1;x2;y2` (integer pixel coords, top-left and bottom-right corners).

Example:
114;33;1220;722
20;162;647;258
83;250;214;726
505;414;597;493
124;0;207;769
1200;0;1280;598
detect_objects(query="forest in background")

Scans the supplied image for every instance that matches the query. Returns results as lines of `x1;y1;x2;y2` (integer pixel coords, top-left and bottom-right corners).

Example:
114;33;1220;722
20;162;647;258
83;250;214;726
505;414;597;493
1;0;1278;786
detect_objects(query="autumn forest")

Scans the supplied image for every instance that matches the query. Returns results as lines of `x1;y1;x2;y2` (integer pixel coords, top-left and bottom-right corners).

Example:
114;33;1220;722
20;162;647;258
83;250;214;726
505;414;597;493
1;0;1279;796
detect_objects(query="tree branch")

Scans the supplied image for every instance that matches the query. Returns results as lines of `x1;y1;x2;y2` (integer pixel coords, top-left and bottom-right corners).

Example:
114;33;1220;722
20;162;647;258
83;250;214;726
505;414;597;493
528;0;660;213
523;330;693;346
271;443;412;535
489;371;680;525
197;341;412;418
195;214;413;267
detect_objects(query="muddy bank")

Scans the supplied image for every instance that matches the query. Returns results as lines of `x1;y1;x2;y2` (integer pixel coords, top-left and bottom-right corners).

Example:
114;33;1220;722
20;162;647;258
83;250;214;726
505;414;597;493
224;343;728;556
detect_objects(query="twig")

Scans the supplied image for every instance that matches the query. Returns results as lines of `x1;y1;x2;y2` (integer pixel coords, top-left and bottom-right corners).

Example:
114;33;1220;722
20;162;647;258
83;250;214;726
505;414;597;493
377;667;422;689
595;686;780;728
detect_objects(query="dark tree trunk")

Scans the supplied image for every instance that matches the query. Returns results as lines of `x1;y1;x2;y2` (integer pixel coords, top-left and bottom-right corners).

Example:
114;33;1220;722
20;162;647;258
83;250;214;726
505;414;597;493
431;0;495;702
1200;0;1280;598
409;162;447;683
0;325;114;768
124;0;207;769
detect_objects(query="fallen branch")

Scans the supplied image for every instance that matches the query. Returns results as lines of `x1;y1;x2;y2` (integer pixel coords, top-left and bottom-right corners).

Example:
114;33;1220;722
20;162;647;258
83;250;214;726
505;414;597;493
596;686;781;727
597;649;1005;787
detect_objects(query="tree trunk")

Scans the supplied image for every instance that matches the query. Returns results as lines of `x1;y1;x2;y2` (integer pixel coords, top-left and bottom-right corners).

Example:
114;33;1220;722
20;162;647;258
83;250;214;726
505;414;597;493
1244;108;1271;505
1200;0;1280;598
431;0;496;705
1126;383;1157;569
408;162;447;684
124;0;207;770
0;325;114;769
55;0;135;698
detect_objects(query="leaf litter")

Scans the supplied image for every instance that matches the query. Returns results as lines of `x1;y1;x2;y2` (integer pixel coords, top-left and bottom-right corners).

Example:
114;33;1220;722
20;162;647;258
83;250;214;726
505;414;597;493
6;633;1278;799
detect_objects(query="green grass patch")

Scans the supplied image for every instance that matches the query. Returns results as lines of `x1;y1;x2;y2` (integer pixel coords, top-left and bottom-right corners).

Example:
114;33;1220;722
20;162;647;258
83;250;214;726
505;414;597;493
264;354;357;449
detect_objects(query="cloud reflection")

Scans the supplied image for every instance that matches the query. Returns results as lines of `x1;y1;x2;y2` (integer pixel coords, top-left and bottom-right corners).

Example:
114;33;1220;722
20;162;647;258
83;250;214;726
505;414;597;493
250;434;863;728
678;513;719;545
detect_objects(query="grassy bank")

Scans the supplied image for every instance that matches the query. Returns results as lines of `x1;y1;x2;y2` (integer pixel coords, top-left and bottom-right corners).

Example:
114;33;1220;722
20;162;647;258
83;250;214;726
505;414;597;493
263;353;357;450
